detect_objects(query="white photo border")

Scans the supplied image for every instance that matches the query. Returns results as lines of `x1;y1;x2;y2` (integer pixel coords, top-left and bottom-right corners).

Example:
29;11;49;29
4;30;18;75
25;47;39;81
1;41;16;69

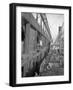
16;6;69;84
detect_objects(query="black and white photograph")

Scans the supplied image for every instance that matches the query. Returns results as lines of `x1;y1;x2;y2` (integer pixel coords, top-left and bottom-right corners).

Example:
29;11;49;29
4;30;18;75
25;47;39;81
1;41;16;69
10;3;71;87
21;12;64;77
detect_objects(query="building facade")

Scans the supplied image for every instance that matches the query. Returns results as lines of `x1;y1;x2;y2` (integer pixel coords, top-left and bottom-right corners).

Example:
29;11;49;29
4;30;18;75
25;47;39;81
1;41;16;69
21;12;52;77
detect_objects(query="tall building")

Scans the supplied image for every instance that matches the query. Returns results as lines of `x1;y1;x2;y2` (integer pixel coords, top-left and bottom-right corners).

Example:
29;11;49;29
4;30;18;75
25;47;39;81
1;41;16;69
21;12;52;77
21;13;52;54
53;23;64;54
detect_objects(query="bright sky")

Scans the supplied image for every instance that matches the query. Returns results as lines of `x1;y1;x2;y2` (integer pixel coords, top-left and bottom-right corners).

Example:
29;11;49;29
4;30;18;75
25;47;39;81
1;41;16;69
46;13;64;42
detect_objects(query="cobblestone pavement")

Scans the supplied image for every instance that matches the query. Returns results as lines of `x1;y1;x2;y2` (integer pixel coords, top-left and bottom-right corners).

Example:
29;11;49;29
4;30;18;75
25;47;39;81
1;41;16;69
39;49;64;76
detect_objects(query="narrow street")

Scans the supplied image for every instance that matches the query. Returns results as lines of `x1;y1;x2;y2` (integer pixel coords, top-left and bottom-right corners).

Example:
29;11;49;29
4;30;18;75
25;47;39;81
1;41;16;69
39;48;64;76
